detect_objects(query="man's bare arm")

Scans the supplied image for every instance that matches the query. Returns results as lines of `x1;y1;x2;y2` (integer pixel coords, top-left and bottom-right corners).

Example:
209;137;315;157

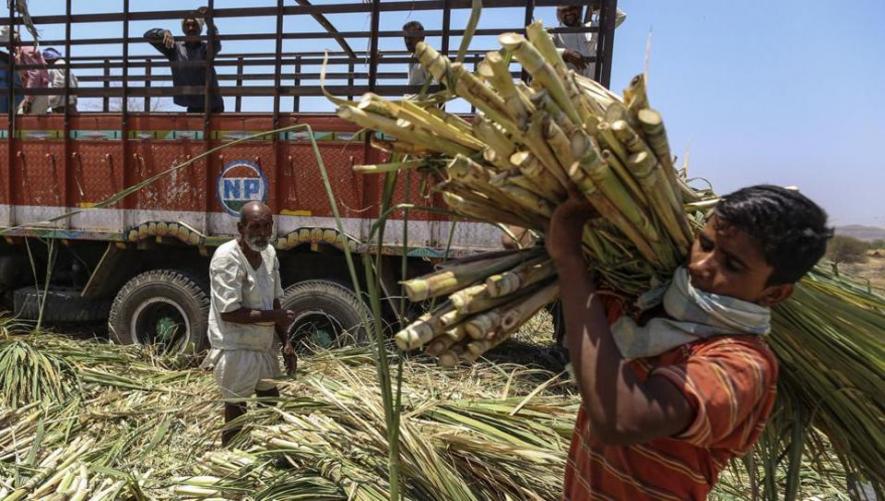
547;195;692;445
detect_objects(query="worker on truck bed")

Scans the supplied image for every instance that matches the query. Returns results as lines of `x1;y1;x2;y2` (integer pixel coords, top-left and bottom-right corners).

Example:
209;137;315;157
12;30;51;115
202;201;296;446
553;2;626;79
42;48;78;114
547;185;831;499
144;6;224;113
0;28;23;114
403;21;432;86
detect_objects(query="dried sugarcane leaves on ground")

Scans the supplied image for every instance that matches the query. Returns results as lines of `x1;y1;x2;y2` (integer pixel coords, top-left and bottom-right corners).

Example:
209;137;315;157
0;319;868;500
0;320;864;500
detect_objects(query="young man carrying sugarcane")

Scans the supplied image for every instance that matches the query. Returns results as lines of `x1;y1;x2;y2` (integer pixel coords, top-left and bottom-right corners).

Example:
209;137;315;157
546;185;831;499
202;201;297;446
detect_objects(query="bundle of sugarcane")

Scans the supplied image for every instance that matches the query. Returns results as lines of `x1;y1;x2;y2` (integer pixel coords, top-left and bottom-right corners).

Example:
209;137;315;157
341;25;710;300
393;248;561;366
338;21;711;362
337;22;885;488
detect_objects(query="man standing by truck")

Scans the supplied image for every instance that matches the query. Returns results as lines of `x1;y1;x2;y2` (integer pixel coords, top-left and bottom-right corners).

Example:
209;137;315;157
144;6;224;113
203;201;296;446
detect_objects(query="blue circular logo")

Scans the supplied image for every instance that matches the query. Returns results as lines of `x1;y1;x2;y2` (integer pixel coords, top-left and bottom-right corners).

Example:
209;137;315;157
217;160;268;216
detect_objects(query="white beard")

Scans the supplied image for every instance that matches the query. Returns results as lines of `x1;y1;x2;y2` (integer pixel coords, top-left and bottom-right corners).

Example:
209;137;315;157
245;236;269;252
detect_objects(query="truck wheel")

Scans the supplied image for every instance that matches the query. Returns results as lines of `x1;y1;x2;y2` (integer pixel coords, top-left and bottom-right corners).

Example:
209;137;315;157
280;280;371;351
13;286;112;323
108;269;209;354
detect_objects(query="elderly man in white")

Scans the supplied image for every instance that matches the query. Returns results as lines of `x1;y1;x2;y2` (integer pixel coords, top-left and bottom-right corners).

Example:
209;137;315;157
204;200;296;446
553;2;626;79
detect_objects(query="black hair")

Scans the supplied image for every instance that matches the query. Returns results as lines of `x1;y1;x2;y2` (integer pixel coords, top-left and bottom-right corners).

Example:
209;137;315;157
714;185;833;285
403;21;425;32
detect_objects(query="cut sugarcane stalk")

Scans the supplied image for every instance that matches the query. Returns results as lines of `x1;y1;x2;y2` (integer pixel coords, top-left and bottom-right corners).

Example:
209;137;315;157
499;32;582;126
486;258;555;297
400;248;543;303
637;107;681;195
394;302;455;350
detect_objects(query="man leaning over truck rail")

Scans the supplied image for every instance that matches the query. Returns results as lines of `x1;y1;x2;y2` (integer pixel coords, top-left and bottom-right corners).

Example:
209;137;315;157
553;2;626;79
144;6;224;113
202;201;296;446
548;185;831;499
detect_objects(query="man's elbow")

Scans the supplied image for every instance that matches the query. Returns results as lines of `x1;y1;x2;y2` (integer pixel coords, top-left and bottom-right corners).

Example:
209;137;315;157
587;418;649;446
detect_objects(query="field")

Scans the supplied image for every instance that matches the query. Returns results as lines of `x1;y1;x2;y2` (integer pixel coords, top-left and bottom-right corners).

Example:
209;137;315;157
841;251;885;291
0;313;855;500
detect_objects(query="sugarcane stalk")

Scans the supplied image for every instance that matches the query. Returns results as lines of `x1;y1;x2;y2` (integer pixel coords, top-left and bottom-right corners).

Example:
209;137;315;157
448;156;549;219
567;164;661;265
543;117;577;172
499;32;583;127
438;345;465;368
637;107;681;196
627;150;694;252
479;51;534;127
415;41;452;83
353;160;425;174
486;258;555;297
465;311;503;340
595;121;630;166
524;112;572;189
578;151;664;250
510;151;567;201
450;63;519;133
498;173;560;204
598;148;648;207
623;73;649;119
337;106;472;157
423;103;474;135
498;184;554;218
531;90;593;160
442;191;541;229
524;20;593;123
370;137;432;156
400;249;542;303
393;100;485;150
473;115;517;165
394;302;456;350
463;282;561;362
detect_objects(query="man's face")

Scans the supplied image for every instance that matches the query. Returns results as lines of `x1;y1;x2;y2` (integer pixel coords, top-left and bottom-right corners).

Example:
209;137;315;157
404;28;425;53
238;209;274;252
183;19;202;40
687;215;790;305
557;6;582;27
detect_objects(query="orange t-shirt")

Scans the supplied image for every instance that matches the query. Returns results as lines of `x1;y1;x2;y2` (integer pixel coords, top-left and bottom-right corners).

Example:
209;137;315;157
563;336;779;501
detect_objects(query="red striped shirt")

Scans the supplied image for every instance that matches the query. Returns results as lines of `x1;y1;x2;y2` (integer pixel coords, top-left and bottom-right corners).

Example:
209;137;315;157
563;336;779;500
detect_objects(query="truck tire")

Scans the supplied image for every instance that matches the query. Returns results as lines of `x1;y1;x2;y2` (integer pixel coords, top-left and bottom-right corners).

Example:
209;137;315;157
280;280;371;351
108;269;210;354
13;286;112;323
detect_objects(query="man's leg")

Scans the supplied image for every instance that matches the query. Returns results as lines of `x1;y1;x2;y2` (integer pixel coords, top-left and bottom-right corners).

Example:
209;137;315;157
255;386;280;408
222;402;247;446
187;105;205;113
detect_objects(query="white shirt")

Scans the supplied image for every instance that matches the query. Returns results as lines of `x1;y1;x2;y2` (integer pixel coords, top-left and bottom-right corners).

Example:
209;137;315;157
207;239;284;352
47;59;78;109
408;59;432;86
554;9;626;78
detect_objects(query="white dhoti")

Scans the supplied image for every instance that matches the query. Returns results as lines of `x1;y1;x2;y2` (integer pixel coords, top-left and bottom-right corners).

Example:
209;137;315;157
205;348;282;399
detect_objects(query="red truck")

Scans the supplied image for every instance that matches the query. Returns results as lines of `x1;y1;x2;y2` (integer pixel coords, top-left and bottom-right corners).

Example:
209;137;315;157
0;1;617;352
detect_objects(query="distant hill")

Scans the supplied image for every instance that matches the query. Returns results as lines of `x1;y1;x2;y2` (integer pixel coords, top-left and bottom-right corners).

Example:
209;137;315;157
836;225;885;242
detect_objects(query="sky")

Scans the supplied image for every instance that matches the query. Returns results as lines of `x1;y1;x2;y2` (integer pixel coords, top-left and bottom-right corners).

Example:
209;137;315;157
20;0;885;227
